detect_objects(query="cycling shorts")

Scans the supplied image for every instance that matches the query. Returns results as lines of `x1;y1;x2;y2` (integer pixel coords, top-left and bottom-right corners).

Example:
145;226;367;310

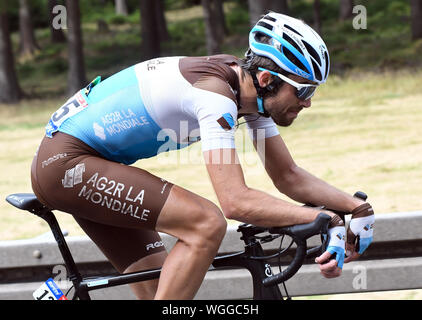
31;132;173;271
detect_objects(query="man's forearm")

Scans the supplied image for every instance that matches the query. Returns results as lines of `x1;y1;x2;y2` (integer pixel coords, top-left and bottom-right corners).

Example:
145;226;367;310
227;187;329;227
276;166;364;212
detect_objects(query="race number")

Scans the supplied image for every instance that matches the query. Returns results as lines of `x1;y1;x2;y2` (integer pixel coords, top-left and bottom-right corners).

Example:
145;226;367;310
45;91;88;138
33;278;68;300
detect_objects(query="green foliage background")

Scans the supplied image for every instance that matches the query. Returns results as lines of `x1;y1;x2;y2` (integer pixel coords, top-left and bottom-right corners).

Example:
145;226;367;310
6;0;422;99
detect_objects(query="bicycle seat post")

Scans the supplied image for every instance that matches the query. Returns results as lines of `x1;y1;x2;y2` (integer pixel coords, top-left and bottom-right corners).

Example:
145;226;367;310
36;207;88;298
6;193;90;299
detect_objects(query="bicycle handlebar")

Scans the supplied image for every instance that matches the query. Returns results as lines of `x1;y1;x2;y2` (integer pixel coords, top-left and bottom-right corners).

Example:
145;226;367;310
262;212;331;287
262;191;367;287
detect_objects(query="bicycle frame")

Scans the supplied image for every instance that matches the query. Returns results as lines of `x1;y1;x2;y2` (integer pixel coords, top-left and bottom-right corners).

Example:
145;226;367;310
38;205;284;300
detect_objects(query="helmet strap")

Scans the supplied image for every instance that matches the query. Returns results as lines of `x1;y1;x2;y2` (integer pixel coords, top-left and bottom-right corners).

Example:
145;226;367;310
250;71;283;118
251;71;270;118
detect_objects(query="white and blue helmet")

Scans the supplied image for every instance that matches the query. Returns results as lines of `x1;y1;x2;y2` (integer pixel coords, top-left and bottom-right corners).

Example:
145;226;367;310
249;12;330;85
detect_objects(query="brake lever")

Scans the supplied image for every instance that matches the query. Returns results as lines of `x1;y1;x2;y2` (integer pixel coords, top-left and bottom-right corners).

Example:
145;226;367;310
305;231;328;258
306;245;321;257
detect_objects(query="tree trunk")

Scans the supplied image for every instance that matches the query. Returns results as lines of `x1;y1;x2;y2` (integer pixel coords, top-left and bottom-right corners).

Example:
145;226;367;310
313;0;322;35
411;0;422;40
201;0;224;55
139;0;160;60
0;7;22;104
213;0;227;42
248;0;289;27
339;0;354;21
48;0;66;43
66;0;87;95
154;0;170;42
18;0;39;57
115;0;128;16
97;19;110;34
248;0;262;27
269;0;288;15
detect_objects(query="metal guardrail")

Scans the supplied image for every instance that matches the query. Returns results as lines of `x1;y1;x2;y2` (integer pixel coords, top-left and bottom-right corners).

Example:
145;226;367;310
1;211;422;300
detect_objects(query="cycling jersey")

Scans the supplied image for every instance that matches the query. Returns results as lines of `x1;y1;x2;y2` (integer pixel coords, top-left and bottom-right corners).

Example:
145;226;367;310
45;55;279;165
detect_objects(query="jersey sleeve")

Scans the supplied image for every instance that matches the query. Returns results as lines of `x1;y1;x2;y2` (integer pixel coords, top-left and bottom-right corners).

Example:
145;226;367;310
192;88;238;152
243;114;279;141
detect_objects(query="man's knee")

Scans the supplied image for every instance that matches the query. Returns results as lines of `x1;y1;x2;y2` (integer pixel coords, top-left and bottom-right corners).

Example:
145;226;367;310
190;200;227;250
156;186;227;249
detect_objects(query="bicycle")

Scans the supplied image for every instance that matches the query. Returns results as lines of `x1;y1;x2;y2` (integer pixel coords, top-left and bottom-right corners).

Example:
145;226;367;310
5;191;367;300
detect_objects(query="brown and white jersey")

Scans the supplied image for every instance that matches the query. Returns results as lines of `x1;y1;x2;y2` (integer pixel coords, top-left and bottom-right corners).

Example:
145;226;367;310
51;55;279;165
136;55;279;153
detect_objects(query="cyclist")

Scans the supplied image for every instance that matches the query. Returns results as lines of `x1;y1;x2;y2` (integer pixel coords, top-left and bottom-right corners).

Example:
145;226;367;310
31;12;374;299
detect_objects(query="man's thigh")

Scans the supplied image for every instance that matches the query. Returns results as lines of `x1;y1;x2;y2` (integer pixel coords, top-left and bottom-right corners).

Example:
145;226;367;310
73;216;166;273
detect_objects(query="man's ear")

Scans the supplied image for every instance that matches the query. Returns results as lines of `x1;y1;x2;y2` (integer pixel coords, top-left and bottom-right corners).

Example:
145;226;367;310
257;70;273;88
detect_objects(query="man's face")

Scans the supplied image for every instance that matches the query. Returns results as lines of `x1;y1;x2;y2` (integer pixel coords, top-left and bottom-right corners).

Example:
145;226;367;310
264;75;315;127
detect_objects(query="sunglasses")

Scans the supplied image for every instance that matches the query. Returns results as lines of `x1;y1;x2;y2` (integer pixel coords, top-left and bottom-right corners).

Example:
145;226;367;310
258;67;318;101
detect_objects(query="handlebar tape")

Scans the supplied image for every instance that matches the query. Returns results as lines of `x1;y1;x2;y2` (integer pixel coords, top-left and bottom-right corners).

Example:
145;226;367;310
262;213;331;287
262;238;307;287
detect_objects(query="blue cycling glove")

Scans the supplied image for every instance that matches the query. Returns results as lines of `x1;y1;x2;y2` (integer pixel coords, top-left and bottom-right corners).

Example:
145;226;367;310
326;225;346;269
347;203;375;255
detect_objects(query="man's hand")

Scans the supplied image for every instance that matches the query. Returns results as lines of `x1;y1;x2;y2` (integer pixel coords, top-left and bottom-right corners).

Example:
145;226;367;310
344;203;375;263
315;214;345;278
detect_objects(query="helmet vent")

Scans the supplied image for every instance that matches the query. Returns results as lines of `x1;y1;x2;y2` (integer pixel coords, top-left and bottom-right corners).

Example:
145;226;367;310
257;21;273;31
311;59;322;81
284;24;303;37
302;40;321;66
324;51;329;79
263;14;277;23
282;33;303;56
282;47;310;75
